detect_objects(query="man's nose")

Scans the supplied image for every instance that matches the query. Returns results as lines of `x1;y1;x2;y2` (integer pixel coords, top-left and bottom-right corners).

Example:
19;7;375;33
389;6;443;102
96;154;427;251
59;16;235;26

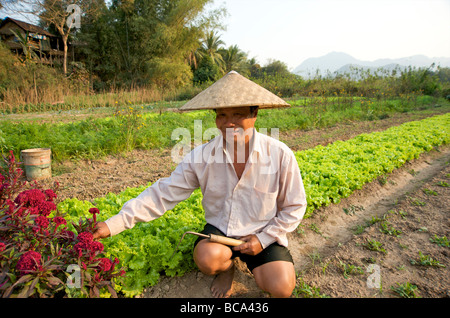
223;116;236;126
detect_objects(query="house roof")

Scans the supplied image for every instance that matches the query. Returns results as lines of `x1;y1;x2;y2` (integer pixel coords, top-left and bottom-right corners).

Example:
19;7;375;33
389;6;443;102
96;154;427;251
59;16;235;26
0;17;56;37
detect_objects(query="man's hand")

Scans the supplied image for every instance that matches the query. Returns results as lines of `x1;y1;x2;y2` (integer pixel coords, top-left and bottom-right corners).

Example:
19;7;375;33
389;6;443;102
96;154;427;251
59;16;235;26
232;234;263;256
92;221;111;240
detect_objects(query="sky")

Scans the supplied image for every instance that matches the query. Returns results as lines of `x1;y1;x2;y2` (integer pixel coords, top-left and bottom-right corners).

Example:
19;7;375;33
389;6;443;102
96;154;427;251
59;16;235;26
210;0;450;70
1;0;449;70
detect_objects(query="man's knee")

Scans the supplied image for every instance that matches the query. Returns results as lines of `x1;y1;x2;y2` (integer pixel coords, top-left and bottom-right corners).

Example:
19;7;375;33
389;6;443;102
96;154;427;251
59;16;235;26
193;241;233;275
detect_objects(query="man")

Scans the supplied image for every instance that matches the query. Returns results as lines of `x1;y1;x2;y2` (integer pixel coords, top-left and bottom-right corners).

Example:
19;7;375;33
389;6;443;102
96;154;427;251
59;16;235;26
93;71;307;298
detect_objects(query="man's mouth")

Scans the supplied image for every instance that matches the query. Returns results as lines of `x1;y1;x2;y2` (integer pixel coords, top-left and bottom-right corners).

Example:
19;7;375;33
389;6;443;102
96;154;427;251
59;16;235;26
225;127;243;138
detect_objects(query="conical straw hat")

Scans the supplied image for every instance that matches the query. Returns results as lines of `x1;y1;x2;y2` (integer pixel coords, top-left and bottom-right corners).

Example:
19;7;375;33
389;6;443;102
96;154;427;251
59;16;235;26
180;71;290;111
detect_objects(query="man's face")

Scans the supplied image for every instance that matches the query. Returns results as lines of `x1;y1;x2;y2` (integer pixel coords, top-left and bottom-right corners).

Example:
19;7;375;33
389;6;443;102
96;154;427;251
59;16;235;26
215;107;257;143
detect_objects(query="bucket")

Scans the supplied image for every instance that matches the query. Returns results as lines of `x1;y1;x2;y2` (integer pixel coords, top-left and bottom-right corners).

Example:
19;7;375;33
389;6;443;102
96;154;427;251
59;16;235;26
20;148;52;181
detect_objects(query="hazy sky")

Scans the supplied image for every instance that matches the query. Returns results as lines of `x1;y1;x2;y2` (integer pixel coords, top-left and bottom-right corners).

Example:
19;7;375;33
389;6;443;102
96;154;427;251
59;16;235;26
213;0;450;69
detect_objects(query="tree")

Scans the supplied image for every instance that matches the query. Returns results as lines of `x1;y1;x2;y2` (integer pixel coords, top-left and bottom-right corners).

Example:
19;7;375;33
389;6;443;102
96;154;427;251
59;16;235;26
220;44;248;75
9;30;39;64
196;30;225;70
262;59;290;76
76;0;225;89
247;57;262;78
193;54;221;84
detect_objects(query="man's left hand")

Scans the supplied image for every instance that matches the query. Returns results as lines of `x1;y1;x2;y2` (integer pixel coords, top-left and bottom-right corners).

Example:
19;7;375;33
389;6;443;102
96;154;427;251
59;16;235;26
232;235;263;255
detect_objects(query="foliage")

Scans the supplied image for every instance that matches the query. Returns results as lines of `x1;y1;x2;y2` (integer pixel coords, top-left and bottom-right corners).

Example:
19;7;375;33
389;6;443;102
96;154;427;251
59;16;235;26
58;185;206;297
0;151;125;298
193;55;222;84
76;0;222;89
2;94;448;160
113;102;147;152
295;113;450;217
410;251;446;268
390;282;420;298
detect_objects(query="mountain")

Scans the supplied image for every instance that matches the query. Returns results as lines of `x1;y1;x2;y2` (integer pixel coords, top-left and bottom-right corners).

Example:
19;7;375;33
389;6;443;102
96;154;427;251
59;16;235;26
292;52;450;78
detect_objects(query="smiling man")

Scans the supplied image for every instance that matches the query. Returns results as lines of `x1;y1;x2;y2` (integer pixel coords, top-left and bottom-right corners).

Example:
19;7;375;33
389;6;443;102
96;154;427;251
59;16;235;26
93;71;307;298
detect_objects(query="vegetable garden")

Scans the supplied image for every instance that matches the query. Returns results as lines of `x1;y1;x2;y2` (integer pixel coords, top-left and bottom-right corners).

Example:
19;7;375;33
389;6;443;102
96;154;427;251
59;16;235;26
0;95;449;298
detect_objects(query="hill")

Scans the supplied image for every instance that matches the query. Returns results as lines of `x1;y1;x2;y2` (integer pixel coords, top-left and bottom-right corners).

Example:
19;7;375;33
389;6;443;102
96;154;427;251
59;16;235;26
293;52;450;78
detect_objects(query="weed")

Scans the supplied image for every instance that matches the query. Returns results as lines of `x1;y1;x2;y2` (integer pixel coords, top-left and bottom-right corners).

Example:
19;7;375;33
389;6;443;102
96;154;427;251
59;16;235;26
429;235;449;247
352;224;367;235
422;188;437;196
343;205;364;216
364;239;387;254
309;223;327;238
321;261;331;275
436;181;449;187
391;282;420;298
308;251;322;266
410;251;446;268
379;221;402;237
293;276;329;298
339;261;364;279
398;210;408;219
296;224;305;236
368;216;382;225
378;175;388;186
409;197;426;206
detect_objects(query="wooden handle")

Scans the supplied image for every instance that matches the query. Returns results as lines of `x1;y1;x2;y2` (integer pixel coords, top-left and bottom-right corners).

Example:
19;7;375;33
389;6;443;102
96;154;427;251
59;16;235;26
209;234;245;246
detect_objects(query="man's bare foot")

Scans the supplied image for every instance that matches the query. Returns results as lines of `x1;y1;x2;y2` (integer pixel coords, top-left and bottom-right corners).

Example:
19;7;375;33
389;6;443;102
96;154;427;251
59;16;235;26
210;263;235;298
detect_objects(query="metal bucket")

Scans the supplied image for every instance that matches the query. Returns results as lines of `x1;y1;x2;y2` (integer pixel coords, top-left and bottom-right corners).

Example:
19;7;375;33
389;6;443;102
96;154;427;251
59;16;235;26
20;148;52;181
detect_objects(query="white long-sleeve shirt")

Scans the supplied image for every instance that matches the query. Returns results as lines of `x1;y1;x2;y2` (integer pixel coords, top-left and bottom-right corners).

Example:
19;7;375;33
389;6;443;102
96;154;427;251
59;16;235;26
104;130;307;248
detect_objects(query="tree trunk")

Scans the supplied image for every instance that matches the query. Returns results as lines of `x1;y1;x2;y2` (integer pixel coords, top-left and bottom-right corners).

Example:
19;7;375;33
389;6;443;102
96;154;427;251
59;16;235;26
63;35;68;75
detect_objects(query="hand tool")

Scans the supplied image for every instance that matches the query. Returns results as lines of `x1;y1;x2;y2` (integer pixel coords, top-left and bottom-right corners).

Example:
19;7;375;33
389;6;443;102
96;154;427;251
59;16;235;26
170;231;245;259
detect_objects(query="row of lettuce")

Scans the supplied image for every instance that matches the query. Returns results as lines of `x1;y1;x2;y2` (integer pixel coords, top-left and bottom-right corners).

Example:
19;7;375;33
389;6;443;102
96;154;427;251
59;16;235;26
58;113;450;297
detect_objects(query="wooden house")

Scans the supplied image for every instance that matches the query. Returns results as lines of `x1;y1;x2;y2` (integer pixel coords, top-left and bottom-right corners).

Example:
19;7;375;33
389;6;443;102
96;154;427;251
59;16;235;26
0;17;64;65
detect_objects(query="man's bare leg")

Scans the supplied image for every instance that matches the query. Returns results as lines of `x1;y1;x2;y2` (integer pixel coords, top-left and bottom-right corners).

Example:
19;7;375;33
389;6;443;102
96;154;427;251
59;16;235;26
193;240;235;298
252;261;296;298
210;261;235;298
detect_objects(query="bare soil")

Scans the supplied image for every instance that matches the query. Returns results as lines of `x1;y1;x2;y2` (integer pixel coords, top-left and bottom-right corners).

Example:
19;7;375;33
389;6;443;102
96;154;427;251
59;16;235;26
28;111;449;298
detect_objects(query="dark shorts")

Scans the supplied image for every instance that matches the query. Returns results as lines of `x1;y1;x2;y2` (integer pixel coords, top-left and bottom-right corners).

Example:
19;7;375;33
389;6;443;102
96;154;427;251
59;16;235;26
194;224;293;272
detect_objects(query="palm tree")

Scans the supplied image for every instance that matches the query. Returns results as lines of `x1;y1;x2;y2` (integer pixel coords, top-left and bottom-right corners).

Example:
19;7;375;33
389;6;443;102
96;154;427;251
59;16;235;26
220;44;248;75
197;30;225;70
